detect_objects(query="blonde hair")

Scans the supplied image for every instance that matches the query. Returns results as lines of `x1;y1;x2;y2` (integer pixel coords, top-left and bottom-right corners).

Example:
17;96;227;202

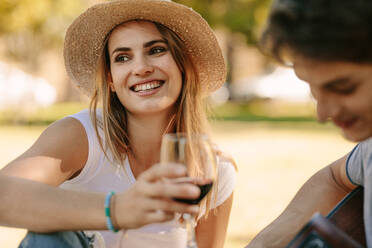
90;21;217;217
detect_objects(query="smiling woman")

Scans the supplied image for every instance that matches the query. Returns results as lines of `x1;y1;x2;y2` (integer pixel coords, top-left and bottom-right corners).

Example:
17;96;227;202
106;21;183;117
0;0;237;248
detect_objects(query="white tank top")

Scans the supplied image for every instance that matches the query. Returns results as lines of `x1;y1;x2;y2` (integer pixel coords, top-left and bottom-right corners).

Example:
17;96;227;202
60;109;237;248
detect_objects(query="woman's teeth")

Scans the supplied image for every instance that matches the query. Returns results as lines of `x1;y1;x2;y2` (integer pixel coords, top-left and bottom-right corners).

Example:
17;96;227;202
133;81;162;92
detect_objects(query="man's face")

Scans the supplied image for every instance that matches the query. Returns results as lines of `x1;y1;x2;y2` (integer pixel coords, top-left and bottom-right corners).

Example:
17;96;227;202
293;56;372;142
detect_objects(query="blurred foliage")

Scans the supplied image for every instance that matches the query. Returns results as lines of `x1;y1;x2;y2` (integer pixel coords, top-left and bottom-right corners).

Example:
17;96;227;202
0;0;86;69
174;0;272;44
210;100;317;122
0;0;274;99
0;0;274;76
0;0;274;59
174;0;273;93
0;0;84;34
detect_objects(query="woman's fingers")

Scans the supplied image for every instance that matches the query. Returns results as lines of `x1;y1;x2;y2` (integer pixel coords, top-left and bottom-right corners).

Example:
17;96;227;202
138;163;186;182
145;210;175;224
116;163;201;228
137;163;201;199
139;180;200;200
143;198;199;215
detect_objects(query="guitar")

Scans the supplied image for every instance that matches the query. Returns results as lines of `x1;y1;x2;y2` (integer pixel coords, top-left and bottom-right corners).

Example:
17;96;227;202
286;186;366;248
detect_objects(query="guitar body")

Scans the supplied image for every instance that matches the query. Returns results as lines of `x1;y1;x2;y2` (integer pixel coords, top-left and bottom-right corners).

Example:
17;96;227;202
327;187;365;246
287;187;366;248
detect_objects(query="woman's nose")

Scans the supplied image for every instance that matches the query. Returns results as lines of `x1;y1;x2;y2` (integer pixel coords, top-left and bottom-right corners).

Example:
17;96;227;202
132;57;154;76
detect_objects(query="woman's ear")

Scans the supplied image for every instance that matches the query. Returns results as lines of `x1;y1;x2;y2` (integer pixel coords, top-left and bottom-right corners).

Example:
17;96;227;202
107;73;115;92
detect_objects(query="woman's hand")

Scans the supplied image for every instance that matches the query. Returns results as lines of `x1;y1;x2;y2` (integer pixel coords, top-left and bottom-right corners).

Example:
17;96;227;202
113;163;200;229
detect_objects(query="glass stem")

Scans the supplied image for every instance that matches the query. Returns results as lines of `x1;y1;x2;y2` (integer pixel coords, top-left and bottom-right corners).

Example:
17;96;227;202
184;213;198;248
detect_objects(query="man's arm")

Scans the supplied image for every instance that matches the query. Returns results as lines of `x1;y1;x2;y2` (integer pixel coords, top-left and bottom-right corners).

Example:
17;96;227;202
246;154;356;248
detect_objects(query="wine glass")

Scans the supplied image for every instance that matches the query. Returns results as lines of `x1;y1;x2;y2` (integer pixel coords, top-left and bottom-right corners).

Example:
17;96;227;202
160;133;217;248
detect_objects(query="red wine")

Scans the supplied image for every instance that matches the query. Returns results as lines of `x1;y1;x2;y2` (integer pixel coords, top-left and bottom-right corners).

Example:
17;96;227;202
172;178;213;205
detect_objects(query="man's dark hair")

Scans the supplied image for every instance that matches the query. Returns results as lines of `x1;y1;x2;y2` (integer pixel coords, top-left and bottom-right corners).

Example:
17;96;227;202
260;0;372;64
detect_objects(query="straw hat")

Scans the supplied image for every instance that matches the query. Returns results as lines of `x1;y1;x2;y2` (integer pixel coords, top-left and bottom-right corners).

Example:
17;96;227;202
64;0;226;96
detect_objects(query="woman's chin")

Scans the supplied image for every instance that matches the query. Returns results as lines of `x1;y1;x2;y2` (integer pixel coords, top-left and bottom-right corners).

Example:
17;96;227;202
128;103;176;117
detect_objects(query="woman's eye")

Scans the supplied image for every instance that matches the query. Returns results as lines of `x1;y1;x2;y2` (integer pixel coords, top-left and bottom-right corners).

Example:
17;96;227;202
115;55;130;62
150;46;166;55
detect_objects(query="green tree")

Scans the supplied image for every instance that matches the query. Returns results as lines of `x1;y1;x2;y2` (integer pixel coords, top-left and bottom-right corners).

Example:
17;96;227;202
175;0;271;44
0;0;86;70
174;0;272;97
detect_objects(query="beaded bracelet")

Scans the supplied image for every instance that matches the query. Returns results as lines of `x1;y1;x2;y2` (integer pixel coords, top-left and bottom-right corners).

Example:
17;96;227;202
104;191;119;233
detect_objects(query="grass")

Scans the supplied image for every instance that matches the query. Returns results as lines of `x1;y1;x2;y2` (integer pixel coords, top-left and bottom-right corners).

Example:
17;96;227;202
0;100;319;126
210;100;317;122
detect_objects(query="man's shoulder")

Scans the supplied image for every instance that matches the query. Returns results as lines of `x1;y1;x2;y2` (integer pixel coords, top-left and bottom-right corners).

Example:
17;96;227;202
358;137;372;151
351;138;372;170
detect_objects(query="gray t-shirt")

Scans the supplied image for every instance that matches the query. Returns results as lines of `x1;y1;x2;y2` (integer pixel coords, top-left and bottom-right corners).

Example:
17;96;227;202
346;137;372;247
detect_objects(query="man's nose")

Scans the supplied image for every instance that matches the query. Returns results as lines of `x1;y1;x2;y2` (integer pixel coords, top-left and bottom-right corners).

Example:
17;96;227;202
316;96;342;122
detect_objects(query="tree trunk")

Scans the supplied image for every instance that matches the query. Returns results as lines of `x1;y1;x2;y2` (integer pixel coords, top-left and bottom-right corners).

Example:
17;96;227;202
226;32;235;100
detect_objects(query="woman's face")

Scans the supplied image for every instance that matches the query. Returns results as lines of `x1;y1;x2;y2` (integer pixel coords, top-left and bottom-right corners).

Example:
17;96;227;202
107;21;182;117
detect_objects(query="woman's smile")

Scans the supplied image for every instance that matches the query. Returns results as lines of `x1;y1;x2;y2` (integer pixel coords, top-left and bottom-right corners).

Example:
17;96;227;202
130;79;165;96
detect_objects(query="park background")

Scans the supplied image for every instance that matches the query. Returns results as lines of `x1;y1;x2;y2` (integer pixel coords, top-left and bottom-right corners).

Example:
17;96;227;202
0;0;355;247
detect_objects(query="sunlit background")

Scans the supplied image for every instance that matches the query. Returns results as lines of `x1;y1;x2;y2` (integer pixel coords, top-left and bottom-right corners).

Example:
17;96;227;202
0;0;355;247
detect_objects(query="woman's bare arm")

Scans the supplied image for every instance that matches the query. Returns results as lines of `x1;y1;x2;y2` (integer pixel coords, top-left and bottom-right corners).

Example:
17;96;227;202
196;193;234;248
0;164;201;232
0;175;106;232
0;120;202;232
0;117;88;185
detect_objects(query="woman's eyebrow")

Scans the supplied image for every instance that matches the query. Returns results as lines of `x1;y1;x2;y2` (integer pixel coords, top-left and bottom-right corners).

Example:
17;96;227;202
143;39;167;48
111;39;167;56
111;47;130;56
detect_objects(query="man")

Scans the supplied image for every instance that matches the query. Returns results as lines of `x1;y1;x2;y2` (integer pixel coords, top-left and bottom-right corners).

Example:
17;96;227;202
247;0;372;247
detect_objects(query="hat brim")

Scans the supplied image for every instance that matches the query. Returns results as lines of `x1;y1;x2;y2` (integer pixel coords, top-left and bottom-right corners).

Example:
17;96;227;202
64;0;226;96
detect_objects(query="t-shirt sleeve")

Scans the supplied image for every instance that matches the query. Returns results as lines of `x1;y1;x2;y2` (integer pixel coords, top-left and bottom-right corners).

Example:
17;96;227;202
196;154;237;220
346;138;372;186
213;156;237;208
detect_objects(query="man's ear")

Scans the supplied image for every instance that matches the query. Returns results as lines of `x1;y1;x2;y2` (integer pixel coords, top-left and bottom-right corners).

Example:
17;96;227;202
107;73;115;92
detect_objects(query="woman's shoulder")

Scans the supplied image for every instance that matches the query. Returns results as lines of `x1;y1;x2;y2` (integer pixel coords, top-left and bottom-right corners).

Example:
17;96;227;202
209;145;237;208
49;108;95;132
16;114;90;180
30;110;91;157
42;115;88;147
213;145;238;172
68;109;93;122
